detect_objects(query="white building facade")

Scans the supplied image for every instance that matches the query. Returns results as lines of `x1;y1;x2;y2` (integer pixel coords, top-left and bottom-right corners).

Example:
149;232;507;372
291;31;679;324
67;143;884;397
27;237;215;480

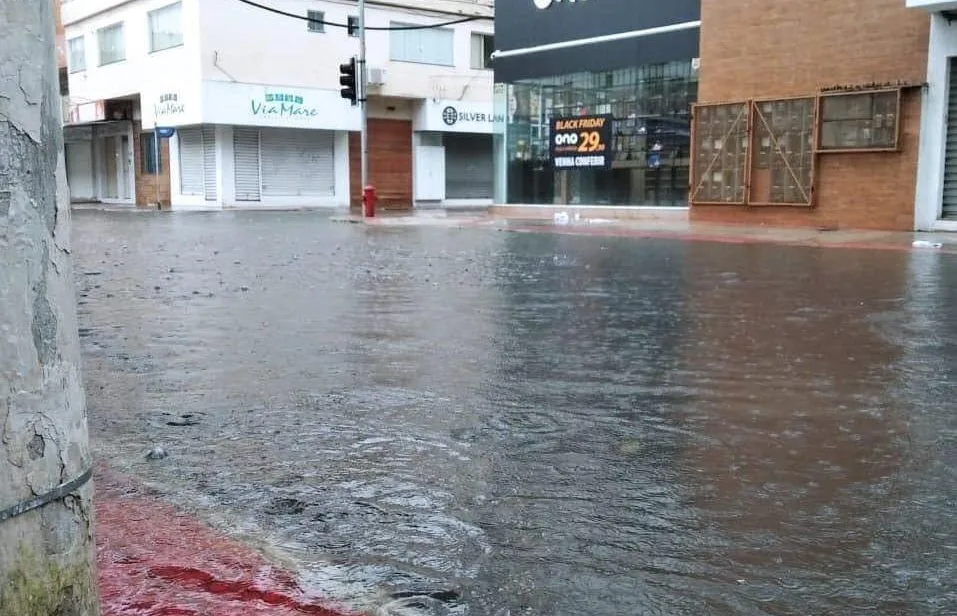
909;1;957;230
61;0;495;210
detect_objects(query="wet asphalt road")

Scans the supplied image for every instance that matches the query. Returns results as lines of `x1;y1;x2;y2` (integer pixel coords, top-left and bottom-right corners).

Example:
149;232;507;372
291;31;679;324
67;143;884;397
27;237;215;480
73;210;957;615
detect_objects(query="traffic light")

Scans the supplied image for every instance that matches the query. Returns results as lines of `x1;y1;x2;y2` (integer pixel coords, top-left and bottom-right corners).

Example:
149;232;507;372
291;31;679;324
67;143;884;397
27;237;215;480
339;57;357;106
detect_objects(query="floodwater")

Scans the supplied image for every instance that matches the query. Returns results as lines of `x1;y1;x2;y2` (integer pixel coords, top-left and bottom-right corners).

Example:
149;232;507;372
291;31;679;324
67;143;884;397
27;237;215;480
73;210;957;615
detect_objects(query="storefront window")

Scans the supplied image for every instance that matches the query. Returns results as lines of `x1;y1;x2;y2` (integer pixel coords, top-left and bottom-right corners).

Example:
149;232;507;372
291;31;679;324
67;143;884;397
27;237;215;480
494;60;698;207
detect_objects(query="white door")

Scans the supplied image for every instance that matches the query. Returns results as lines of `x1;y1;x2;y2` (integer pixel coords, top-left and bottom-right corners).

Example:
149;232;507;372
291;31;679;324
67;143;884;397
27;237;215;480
65;141;95;201
414;145;445;201
260;128;334;197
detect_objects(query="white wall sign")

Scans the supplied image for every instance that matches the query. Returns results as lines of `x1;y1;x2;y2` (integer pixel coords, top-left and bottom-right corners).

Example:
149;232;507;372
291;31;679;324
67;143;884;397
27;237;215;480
416;100;501;134
202;81;360;131
141;84;201;129
154;92;187;124
66;101;105;125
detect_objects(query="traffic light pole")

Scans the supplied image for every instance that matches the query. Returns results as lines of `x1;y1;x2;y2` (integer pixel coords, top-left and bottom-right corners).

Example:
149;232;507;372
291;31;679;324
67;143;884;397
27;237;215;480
358;0;368;204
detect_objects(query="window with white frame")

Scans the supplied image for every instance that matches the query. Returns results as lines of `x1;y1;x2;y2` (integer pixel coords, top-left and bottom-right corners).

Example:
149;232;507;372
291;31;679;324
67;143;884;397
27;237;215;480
97;22;125;65
68;36;86;73
390;22;454;66
470;33;493;70
149;2;183;52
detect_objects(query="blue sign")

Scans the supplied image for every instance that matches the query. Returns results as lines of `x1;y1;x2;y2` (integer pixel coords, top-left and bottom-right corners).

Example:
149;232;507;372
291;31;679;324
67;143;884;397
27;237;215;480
155;127;176;139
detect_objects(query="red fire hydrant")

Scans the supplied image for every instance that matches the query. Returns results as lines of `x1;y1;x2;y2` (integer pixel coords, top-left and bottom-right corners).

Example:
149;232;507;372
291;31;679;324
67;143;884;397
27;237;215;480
362;185;377;218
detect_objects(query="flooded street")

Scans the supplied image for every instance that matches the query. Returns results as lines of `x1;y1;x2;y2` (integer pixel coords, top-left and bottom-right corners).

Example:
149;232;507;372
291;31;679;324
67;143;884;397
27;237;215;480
73;210;957;615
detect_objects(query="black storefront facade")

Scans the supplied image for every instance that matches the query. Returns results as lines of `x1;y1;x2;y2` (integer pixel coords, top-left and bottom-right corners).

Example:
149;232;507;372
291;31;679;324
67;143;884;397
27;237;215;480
492;0;700;208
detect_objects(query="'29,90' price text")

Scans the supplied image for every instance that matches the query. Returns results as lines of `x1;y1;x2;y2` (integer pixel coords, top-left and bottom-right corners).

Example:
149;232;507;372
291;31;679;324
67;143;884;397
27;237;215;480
550;115;612;169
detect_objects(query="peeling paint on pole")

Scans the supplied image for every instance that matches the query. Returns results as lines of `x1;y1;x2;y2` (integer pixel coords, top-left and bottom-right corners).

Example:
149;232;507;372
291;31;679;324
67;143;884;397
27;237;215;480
0;0;99;614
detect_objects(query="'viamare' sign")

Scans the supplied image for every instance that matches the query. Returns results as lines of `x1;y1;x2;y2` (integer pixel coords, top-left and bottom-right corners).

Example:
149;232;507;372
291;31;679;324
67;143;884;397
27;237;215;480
155;93;185;119
251;92;319;119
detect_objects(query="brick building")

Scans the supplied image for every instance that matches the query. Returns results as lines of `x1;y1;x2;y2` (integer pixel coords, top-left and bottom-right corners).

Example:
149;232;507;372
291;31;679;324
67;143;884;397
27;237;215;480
690;0;931;231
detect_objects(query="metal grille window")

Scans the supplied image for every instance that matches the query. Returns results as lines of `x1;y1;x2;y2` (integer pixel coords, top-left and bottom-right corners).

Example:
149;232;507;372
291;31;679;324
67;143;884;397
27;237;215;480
390;22;454;66
149;2;183;52
97;22;125;65
307;10;324;33
691;103;749;204
68;36;85;73
750;98;815;206
818;90;900;152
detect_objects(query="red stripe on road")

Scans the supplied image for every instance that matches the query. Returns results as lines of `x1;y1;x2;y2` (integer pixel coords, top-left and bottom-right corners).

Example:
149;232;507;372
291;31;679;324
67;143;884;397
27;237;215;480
95;464;356;616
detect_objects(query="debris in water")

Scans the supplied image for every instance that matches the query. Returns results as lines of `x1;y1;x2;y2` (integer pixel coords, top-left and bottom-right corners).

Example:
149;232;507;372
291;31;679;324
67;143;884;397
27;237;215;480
146;446;168;460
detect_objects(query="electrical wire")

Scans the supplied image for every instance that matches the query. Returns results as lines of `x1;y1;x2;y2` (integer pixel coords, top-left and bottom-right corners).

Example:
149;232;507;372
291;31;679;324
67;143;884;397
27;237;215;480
234;0;486;30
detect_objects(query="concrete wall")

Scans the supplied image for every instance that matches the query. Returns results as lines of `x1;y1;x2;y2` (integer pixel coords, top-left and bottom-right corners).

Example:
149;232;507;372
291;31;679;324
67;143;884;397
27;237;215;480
197;0;494;103
694;0;930;231
914;13;957;231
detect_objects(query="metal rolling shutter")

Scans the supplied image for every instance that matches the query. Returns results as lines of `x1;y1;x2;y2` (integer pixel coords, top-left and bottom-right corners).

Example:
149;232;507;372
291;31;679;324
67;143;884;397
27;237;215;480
944;61;957;220
233;128;261;202
445;133;493;199
260;128;335;197
178;127;204;195
202;126;217;201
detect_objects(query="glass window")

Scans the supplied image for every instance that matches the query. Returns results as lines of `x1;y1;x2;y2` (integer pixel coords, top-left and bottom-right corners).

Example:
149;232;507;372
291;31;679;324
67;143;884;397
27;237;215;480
390;22;454;66
68;36;85;73
471;33;493;70
496;60;698;207
347;16;359;37
97;22;125;65
149;2;183;52
141;132;162;175
307;10;324;33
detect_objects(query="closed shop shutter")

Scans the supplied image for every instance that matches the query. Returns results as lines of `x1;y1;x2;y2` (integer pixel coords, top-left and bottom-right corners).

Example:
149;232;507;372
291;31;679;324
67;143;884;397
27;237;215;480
260;128;335;197
944;60;957;220
445;133;493;199
202;126;217;201
178;127;204;196
233;128;261;202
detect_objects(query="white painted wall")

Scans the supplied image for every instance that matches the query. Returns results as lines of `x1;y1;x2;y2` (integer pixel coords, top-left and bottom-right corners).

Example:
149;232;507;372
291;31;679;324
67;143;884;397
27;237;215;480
198;0;494;103
915;13;957;231
63;0;202;107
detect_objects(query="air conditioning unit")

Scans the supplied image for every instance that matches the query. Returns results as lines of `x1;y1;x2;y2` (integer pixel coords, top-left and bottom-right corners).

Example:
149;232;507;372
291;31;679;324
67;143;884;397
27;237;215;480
368;67;386;86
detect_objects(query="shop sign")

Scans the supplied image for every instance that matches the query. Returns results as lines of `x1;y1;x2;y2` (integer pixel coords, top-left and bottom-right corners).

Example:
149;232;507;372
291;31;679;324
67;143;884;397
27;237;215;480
550;114;613;169
441;105;503;128
67;100;105;125
155;93;186;120
251;92;319;119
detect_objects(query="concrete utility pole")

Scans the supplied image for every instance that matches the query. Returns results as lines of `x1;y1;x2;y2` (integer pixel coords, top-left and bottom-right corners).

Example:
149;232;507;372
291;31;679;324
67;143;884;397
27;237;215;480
0;1;99;614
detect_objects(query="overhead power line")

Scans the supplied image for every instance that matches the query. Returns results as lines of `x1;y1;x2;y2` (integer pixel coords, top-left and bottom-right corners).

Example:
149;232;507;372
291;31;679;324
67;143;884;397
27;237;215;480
234;0;486;30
